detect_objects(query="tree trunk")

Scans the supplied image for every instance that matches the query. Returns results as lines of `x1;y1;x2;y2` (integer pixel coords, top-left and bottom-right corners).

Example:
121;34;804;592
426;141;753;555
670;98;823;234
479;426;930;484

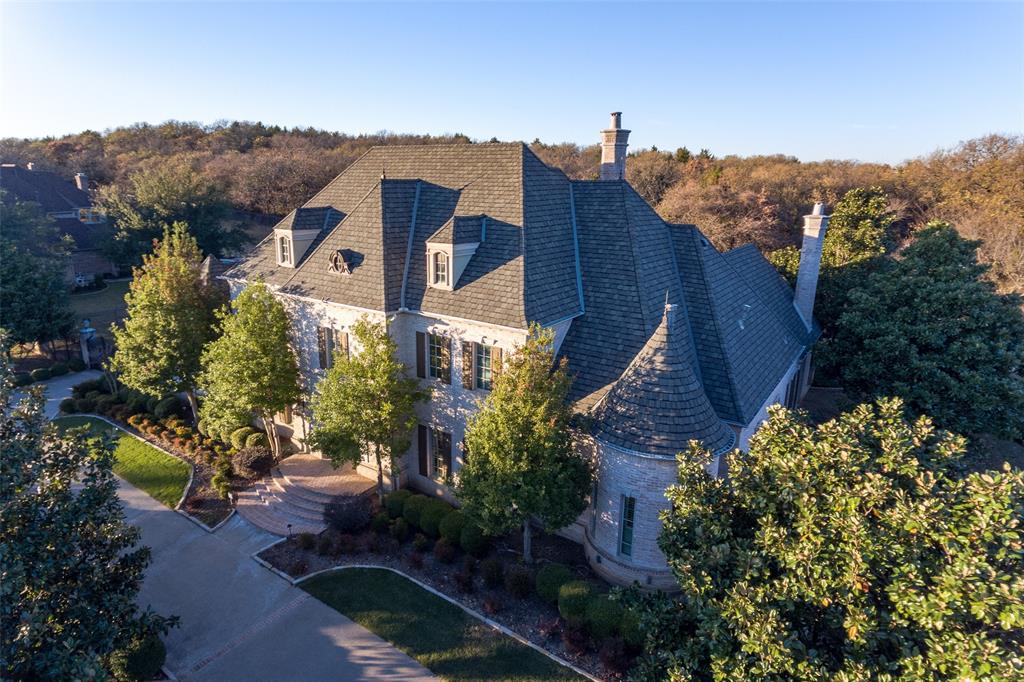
522;519;533;563
373;443;386;503
185;390;200;426
261;412;280;460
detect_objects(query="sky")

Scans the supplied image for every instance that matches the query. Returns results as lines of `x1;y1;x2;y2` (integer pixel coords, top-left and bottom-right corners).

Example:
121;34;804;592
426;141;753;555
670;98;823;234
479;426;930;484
1;1;1022;163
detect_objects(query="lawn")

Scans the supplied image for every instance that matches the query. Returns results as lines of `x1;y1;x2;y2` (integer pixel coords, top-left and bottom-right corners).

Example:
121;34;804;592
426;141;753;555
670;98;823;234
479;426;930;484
301;568;583;682
53;416;191;508
70;279;131;333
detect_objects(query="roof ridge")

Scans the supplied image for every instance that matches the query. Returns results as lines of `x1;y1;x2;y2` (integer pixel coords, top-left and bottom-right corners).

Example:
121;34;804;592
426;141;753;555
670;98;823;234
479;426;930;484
298;146;378;209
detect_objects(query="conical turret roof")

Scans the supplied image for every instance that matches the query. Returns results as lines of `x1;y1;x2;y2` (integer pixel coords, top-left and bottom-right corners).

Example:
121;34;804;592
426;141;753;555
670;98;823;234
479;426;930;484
592;300;736;457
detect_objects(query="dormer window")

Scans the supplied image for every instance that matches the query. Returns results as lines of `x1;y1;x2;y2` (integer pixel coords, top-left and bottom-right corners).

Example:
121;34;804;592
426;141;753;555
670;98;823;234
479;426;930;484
278;235;293;266
432;251;449;287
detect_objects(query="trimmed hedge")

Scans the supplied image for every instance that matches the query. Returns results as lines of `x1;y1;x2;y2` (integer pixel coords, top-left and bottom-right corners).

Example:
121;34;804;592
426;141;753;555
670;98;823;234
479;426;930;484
232;446;274;478
439;509;467;544
390;517;410;542
371;511;391;534
586;594;623;638
505;566;533;598
30;368;51;382
385;489;413;518
68;358;86;372
558;581;594;628
536;563;573;604
244;431;268;448
230;426;257;450
59;398;76;413
153;396;182;419
402;494;430;528
49;362;69;376
75;397;96;413
196;419;209;436
459;522;489;558
420;499;454;537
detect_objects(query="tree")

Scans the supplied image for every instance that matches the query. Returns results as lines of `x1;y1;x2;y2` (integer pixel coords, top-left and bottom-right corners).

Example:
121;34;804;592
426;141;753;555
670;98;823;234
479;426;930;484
626;150;680;205
198;282;301;458
627;399;1024;681
109;223;225;422
308;317;429;501
0;359;175;679
457;325;592;562
829;223;1024;440
96;156;242;266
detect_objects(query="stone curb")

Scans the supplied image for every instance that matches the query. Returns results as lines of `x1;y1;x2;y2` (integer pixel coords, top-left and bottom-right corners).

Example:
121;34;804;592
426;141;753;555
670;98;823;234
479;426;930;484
249;539;602;682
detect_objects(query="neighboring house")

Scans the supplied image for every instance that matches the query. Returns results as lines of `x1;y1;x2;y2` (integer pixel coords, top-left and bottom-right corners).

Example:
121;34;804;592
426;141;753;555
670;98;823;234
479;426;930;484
224;113;828;589
0;163;116;285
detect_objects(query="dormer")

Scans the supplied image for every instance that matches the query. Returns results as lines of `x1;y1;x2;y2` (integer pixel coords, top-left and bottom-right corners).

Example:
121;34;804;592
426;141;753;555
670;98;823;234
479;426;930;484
426;215;485;291
274;207;339;268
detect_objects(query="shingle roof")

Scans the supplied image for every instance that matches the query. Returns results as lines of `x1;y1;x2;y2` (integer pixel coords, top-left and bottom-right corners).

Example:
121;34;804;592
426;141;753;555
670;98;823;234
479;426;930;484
592;302;736;456
0;165;89;213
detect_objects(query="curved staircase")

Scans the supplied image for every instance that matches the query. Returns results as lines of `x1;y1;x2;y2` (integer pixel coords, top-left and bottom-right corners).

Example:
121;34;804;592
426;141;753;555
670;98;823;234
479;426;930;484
236;455;374;536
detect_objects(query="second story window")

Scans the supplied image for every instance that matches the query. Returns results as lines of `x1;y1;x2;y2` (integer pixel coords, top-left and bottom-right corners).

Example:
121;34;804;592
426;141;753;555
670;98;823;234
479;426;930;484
475;344;493;390
432;251;449;286
317;327;349;369
416;331;451;384
278;235;292;266
428;333;449;381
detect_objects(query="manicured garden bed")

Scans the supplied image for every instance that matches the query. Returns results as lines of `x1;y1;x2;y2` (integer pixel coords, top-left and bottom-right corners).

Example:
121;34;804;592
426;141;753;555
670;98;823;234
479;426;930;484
302;568;584;682
53;416;191;509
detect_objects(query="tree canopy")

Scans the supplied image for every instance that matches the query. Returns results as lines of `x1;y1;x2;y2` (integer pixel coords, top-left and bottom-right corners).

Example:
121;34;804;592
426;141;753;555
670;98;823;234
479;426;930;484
829;223;1024;439
198;282;301;458
457;325;592;562
0;361;175;679
627;399;1023;681
109;223;225;420
308;317;429;501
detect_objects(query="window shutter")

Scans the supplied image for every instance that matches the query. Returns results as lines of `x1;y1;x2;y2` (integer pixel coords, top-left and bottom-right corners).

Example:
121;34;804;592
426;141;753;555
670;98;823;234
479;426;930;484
337;330;350;359
417;424;428;476
492;346;503;377
441;336;452;385
317;327;328;368
461;341;474;389
416;332;426;378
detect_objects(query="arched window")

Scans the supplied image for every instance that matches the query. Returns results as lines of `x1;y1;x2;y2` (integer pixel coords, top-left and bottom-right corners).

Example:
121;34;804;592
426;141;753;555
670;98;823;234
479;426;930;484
433;251;449;286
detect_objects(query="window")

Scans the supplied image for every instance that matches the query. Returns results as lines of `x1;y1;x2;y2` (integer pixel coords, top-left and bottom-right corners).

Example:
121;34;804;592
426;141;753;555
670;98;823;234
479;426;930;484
433;251;449;286
319;327;350;369
278;235;292;265
428;333;446;380
431;428;452;483
619;495;636;557
475;344;493;391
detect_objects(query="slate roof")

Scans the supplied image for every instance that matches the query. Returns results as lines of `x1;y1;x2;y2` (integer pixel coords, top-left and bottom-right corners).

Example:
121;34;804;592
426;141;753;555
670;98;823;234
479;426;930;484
592;303;736;456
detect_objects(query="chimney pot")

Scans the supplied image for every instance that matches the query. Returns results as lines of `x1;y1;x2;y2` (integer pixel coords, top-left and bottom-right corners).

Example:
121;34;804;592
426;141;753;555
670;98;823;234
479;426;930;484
610;112;622;129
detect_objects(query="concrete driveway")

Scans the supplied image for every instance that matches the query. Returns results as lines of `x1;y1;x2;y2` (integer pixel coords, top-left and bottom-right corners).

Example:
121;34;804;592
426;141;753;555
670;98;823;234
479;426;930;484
12;369;103;418
120;480;433;681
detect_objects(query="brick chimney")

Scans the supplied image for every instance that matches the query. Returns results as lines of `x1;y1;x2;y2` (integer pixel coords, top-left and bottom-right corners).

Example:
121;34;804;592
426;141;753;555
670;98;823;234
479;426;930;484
599;112;630;181
75;173;88;191
794;202;830;328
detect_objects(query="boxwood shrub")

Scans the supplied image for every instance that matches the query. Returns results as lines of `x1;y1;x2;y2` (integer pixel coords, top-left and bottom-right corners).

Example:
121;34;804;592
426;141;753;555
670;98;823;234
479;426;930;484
230;426;257;450
13;372;32;387
74;397;96;413
536;562;573;604
505;566;533;598
68;358;86;372
419;499;454;537
232;446;274;478
59;397;77;413
49;362;69;377
439;509;466;544
384;489;413;518
30;368;51;382
459;522;489;558
244;431;268;448
323;495;373;533
585;594;623;638
402;494;430;528
558;580;594;628
109;632;166;682
153;396;182;419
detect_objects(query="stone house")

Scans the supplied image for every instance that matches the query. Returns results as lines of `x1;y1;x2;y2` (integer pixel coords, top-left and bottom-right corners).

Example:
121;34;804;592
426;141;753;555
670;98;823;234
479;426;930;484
224;113;827;588
0;163;116;285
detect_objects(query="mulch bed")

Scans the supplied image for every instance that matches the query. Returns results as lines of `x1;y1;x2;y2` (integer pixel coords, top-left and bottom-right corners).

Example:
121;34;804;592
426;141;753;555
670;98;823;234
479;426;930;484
260;527;634;680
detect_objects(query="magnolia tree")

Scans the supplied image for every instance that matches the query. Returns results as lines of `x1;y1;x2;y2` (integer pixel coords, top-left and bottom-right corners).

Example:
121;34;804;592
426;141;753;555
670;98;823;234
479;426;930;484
308;317;429;501
457;325;592;562
626;399;1024;681
198;282;301;458
0;361;175;678
110;223;225;422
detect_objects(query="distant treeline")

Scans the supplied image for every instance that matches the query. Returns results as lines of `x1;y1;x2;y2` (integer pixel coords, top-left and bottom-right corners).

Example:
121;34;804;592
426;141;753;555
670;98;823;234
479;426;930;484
1;121;1020;293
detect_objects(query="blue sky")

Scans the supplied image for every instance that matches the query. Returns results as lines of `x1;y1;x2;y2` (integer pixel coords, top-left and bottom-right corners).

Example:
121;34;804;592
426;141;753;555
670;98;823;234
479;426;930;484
2;2;1021;163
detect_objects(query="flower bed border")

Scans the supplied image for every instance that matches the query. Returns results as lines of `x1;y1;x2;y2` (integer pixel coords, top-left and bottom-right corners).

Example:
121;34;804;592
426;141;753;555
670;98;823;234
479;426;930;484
250;536;601;682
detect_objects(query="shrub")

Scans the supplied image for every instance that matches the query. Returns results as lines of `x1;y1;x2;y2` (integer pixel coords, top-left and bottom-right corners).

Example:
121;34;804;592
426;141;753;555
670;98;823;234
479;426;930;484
174;426;193;439
232;446;274;479
586;595;623;639
384;489;413;518
433;537;457;564
364;534;383;554
95;394;118;415
459;522;489;558
558;581;594;628
196;419;209;436
317;534;334;556
49;362;69;377
454;571;474;593
505;566;533;598
620;609;643;649
371;511;391;534
598;636;631;675
154;396;182;419
13;372;31;387
412;533;430;552
74;378;107;397
85;390;103;400
68;358;86;372
296;532;317;551
289;558;308;576
481;557;504;589
30;368;51;382
561;626;589;656
110;405;131;422
407;551;424;570
145;396;159;414
390;517;410;542
420;499;454;537
59;398;77;413
109;632;166;682
536;563;574;604
336;534;357;555
323;495;373;533
439;510;467;544
244;431;268;448
462;555;477;575
483;596;502;615
230;426;257;450
74;397;96;413
402;494;430;528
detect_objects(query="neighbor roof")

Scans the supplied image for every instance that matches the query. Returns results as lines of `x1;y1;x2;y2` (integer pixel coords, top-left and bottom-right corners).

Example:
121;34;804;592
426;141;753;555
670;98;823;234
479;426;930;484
0;165;89;213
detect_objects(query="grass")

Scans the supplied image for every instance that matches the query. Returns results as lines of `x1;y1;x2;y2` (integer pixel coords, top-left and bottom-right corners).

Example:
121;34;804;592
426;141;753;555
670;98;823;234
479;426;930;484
70;279;131;333
53;416;191;508
301;568;583;682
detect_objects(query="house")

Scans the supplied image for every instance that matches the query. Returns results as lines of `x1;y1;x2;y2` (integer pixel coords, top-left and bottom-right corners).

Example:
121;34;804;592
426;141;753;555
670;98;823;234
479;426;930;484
224;113;827;588
0;163;117;285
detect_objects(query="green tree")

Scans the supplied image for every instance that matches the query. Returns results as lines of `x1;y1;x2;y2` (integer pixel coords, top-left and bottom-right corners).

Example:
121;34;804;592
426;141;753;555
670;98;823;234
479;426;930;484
830;222;1024;440
308;317;429;501
198;282;301;458
627;400;1024;681
457;325;592;562
0;360;175;679
109;223;225;422
96;156;242;266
